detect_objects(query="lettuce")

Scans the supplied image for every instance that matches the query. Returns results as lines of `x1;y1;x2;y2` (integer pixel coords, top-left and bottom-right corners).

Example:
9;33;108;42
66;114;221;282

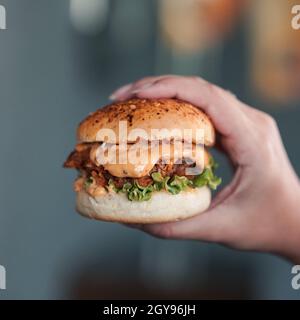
164;174;192;195
108;178;119;192
151;171;167;191
192;167;222;190
193;156;222;190
107;156;222;201
127;183;153;201
108;179;153;201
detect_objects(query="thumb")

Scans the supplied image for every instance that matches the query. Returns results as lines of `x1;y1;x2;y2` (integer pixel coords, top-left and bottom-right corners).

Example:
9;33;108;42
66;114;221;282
140;203;237;244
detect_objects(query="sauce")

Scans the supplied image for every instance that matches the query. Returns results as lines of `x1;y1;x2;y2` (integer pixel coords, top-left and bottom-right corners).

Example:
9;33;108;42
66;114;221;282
90;141;209;178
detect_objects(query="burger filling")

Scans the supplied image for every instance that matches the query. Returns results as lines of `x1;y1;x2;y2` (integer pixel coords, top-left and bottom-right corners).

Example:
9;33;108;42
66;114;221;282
64;142;221;201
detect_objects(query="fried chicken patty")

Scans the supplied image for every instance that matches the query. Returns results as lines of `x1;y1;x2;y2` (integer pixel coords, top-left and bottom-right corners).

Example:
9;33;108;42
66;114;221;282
64;143;206;189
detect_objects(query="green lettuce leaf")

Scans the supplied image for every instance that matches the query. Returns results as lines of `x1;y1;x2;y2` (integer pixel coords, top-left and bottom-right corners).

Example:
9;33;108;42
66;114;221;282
108;178;119;192
152;172;193;194
127;181;153;201
192;165;222;190
122;182;133;193
151;172;169;191
166;175;193;195
106;156;222;201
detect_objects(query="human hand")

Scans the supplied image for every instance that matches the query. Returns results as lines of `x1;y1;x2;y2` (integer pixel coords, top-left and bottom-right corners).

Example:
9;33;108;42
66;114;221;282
110;75;300;263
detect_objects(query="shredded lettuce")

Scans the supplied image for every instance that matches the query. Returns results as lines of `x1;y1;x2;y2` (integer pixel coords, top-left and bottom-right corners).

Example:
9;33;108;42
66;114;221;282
94;156;222;201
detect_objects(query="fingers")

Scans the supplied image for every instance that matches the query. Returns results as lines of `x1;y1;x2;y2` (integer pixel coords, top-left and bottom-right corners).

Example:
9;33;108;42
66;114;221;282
110;76;259;166
111;76;248;138
110;75;175;101
138;77;248;138
136;204;238;244
132;169;243;243
109;83;133;100
210;167;243;209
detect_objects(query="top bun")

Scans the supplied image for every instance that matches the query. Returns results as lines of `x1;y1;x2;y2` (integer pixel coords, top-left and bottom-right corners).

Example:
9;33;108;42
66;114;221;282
77;98;215;146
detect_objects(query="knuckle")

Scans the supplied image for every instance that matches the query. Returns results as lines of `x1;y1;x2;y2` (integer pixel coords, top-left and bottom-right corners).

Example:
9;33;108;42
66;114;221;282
260;111;276;126
159;77;172;85
189;75;204;84
261;114;278;137
226;90;238;101
251;111;278;141
160;75;182;85
133;77;154;88
204;81;223;97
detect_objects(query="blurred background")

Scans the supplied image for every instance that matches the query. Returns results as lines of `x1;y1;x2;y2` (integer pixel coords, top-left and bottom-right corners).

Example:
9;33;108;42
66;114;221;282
0;0;300;299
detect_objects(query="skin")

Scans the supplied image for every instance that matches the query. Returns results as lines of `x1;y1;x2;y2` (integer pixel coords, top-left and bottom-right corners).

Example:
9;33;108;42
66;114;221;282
110;75;300;264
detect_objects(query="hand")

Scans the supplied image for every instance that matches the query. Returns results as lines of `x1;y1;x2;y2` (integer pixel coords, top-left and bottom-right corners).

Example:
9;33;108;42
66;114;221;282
110;75;300;263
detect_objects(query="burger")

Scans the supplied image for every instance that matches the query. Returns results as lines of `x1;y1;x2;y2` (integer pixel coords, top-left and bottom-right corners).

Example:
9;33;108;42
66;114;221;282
64;98;221;223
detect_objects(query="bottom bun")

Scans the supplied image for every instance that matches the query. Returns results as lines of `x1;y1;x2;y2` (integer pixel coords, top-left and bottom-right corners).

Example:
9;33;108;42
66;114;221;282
76;187;211;224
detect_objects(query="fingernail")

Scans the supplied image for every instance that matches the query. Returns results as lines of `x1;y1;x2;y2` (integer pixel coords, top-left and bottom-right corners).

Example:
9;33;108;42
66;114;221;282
109;83;132;100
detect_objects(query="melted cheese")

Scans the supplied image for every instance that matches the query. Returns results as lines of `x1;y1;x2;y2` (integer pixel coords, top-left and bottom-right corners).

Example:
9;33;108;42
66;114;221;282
90;141;209;178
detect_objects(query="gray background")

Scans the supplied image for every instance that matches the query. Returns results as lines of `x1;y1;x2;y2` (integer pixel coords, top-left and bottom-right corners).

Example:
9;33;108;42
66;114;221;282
0;0;299;299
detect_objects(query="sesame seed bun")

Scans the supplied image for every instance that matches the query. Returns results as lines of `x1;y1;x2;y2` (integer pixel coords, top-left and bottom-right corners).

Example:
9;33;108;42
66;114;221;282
77;98;215;146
